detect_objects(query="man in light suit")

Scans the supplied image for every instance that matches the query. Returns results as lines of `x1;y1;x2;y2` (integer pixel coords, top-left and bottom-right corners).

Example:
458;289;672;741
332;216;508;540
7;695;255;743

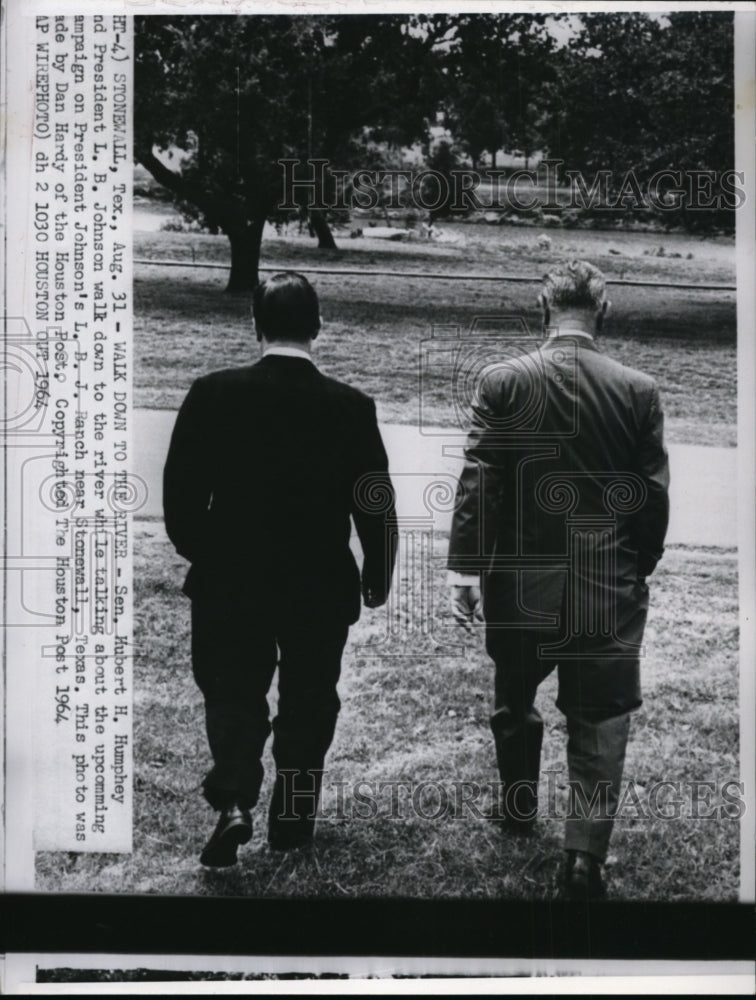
164;271;397;866
448;261;669;898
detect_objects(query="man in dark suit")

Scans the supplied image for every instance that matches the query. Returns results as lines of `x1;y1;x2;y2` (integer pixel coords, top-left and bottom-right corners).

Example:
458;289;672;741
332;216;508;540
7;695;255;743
448;261;669;898
164;271;397;866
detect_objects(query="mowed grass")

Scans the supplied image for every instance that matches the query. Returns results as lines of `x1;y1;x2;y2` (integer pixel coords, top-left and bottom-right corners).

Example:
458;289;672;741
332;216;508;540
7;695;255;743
35;525;739;900
134;225;736;446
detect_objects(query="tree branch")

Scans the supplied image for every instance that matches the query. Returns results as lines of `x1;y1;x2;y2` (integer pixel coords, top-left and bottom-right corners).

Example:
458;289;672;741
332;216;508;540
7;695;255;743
135;141;237;233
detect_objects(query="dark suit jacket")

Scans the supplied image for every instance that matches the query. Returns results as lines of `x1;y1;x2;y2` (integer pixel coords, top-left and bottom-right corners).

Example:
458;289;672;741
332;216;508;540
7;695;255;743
448;335;669;656
164;354;397;625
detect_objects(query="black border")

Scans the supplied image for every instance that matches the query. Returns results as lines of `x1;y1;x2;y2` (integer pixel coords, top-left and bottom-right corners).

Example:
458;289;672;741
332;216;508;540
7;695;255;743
2;896;753;960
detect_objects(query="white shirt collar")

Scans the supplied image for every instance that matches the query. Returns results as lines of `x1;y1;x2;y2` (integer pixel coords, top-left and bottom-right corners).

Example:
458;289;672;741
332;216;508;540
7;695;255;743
547;328;594;341
263;345;314;363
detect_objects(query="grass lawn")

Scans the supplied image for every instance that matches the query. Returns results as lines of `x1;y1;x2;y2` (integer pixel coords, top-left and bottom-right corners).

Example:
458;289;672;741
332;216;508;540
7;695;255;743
35;524;739;901
134;225;736;447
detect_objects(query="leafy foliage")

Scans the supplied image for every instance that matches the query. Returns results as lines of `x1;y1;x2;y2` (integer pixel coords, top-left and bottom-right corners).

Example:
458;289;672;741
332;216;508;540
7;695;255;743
439;13;558;167
542;12;735;218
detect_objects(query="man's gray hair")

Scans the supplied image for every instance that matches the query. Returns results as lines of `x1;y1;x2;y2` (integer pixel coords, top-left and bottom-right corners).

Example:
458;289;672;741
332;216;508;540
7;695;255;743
542;260;606;309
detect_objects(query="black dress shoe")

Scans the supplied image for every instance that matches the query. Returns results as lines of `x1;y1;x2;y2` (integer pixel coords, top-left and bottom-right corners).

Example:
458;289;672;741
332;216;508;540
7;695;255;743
200;803;253;868
559;850;606;900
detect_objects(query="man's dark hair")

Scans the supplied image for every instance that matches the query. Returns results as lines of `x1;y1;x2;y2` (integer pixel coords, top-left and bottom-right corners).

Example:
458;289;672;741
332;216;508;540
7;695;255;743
252;271;320;343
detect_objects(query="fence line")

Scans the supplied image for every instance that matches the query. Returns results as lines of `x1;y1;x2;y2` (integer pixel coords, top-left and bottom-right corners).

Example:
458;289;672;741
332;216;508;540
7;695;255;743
133;257;736;292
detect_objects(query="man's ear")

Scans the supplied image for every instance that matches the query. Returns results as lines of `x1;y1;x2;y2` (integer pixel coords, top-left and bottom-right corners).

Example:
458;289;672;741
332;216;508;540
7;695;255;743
595;299;609;335
311;315;322;341
538;293;550;331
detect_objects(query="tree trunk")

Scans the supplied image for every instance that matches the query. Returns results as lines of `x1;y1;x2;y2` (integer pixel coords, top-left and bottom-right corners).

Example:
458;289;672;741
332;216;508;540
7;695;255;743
226;216;266;293
135;145;268;293
309;210;337;249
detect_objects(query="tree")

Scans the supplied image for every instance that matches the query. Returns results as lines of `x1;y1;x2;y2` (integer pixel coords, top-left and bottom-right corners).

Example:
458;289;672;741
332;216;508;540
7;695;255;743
541;11;735;226
644;10;735;229
440;14;557;169
135;15;442;291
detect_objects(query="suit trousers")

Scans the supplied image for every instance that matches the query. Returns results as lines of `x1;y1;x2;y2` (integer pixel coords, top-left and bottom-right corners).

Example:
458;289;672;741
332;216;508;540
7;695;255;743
486;625;632;861
191;595;349;841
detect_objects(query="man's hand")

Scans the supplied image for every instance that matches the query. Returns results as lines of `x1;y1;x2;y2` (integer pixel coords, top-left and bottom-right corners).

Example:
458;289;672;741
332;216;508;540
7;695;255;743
450;585;484;630
363;586;388;609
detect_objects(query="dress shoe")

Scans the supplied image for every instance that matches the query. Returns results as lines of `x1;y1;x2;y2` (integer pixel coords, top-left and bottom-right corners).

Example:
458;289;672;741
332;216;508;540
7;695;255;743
199;803;253;868
559;849;606;900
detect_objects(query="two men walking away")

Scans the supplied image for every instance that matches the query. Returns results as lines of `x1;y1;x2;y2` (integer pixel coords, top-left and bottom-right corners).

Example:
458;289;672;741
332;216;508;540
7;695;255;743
164;262;669;899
